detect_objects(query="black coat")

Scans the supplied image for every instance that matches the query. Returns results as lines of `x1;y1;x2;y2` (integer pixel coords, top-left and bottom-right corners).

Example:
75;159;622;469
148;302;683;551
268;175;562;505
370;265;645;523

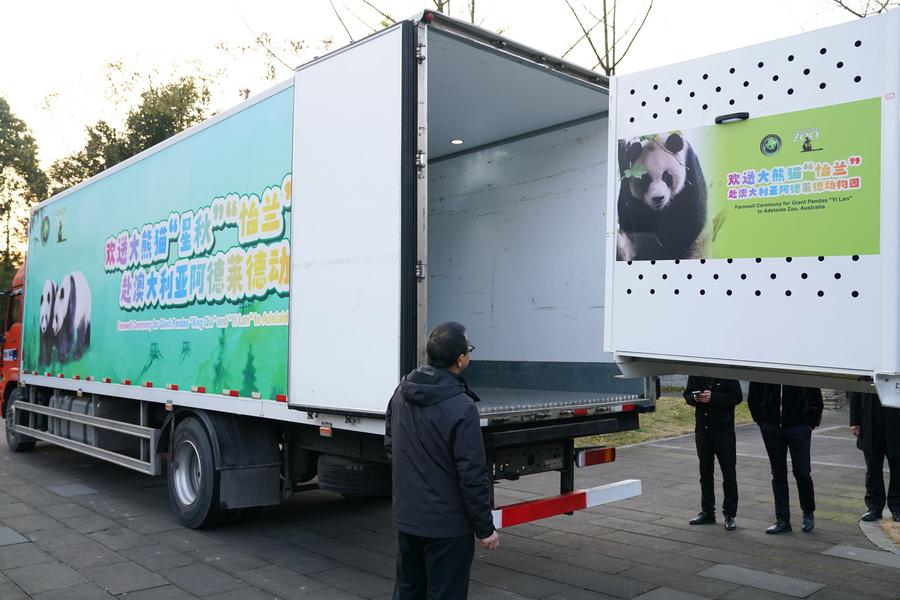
849;392;900;458
747;383;823;428
683;377;743;431
385;365;494;540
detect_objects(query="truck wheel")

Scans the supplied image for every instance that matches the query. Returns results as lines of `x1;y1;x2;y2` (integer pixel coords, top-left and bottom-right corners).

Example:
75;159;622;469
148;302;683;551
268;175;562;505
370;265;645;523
317;455;391;499
168;418;221;528
5;389;35;453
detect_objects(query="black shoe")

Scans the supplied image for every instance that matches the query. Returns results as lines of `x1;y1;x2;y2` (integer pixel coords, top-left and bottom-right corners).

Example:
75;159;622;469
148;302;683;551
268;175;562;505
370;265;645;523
724;516;736;531
861;509;883;522
766;520;792;534
689;512;716;525
802;513;815;533
893;513;900;522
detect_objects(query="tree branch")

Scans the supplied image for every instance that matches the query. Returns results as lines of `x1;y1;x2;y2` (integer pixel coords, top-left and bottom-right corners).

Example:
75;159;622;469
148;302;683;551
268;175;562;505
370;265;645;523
829;0;867;17
612;0;653;71
239;15;296;71
561;17;603;58
564;0;607;72
341;1;379;33
330;0;355;42
360;0;396;23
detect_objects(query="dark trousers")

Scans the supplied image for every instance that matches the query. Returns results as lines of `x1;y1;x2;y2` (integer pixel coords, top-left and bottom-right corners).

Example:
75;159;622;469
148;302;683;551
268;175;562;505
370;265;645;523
863;446;900;515
393;532;474;600
695;429;738;517
760;423;815;521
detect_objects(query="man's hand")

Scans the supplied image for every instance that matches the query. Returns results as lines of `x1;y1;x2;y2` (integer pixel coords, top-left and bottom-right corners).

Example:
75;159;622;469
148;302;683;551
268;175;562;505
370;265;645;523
696;390;712;403
480;531;500;550
850;425;860;437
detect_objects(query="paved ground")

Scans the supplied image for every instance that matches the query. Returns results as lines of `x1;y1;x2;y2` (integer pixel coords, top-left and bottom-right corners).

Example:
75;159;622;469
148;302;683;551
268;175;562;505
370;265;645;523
0;408;899;600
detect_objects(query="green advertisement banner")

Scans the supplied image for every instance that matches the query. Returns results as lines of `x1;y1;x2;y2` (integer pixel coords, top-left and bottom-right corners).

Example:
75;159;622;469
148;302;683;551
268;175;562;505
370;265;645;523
615;98;881;261
22;88;294;400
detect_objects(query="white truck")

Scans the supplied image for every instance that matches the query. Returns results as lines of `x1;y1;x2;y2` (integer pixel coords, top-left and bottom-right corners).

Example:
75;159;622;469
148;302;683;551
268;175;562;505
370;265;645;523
603;9;900;408
6;11;652;528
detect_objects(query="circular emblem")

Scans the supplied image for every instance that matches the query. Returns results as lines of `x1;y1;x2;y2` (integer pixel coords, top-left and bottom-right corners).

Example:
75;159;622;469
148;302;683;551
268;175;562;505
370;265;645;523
40;216;50;245
760;133;782;156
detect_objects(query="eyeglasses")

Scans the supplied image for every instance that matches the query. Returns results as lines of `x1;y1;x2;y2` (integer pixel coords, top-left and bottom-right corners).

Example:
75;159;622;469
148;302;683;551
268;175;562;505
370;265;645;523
467;344;476;354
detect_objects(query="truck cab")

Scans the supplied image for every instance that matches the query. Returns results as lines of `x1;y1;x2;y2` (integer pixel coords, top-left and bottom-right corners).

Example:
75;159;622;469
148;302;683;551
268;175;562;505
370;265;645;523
0;265;25;418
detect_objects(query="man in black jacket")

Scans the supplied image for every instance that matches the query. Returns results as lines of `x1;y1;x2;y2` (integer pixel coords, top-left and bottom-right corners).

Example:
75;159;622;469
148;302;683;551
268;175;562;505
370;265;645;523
683;377;743;531
748;383;823;534
385;321;499;599
849;391;900;522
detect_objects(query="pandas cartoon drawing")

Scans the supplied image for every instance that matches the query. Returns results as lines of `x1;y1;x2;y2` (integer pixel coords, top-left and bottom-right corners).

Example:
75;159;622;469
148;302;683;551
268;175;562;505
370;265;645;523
51;271;92;363
38;279;57;366
616;132;709;261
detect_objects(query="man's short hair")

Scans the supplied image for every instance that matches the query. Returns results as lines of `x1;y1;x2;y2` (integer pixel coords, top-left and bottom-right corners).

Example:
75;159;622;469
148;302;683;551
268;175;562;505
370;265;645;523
426;321;468;368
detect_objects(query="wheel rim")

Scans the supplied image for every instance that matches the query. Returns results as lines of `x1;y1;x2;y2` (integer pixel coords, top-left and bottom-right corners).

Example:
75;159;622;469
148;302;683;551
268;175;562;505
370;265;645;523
173;440;202;507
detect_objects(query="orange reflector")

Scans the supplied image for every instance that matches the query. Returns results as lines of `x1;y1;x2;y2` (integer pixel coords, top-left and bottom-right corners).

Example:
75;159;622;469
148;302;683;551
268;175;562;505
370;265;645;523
496;492;587;528
57;373;64;378
576;446;616;468
320;423;333;437
102;377;112;383
167;384;179;391
224;389;239;397
622;403;636;412
122;379;131;385
73;375;81;380
190;385;206;393
143;381;153;388
573;408;589;417
275;394;287;403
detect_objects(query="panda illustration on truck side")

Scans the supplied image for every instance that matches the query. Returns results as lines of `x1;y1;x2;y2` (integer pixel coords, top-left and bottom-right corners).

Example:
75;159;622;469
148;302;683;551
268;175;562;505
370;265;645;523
51;271;92;363
616;132;709;261
38;279;57;365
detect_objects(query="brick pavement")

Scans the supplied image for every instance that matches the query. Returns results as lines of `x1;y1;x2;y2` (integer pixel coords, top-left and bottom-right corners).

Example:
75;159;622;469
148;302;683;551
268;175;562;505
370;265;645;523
0;408;898;599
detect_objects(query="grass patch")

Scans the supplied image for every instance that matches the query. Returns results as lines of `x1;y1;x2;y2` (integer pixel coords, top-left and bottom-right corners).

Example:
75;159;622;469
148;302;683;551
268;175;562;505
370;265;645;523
577;395;754;448
880;519;900;546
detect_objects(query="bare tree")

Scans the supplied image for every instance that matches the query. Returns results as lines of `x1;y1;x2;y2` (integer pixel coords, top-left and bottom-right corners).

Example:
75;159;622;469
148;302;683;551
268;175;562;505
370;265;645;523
828;0;898;17
351;0;480;25
563;0;654;76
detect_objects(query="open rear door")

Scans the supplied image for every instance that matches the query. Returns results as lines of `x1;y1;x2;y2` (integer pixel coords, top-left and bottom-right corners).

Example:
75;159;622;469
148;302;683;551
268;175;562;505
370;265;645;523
289;22;417;415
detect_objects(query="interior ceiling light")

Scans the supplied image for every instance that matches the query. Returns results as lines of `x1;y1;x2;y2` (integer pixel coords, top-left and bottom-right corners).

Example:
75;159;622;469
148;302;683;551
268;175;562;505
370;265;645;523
450;138;464;145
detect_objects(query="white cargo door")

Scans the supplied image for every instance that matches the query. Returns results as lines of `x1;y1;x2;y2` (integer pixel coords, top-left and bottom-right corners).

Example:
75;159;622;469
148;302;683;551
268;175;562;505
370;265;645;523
289;23;417;415
605;13;897;379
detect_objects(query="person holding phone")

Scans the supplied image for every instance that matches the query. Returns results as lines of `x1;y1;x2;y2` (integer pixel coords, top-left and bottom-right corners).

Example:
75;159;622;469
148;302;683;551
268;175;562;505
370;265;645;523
683;376;743;531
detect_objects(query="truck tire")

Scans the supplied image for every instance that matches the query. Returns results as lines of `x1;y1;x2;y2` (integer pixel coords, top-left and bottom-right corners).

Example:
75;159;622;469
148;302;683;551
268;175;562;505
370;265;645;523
168;418;221;528
5;388;35;453
317;455;391;499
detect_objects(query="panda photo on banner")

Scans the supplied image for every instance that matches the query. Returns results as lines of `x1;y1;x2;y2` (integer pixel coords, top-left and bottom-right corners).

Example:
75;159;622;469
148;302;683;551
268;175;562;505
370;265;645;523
616;132;710;261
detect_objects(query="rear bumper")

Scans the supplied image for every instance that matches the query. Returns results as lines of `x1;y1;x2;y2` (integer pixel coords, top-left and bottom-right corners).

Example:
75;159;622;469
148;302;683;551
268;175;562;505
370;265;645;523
492;479;642;529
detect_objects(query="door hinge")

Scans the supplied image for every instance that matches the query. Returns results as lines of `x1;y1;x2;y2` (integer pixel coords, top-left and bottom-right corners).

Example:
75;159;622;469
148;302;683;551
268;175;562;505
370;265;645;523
416;150;426;179
416;43;426;63
415;261;427;282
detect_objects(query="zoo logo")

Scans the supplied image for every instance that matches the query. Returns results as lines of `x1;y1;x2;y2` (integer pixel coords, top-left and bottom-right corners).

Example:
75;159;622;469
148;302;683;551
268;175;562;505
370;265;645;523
760;134;782;156
40;216;50;246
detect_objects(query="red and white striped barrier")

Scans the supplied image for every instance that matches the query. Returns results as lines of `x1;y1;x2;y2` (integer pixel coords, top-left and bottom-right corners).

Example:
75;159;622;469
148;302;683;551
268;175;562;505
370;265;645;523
491;479;641;529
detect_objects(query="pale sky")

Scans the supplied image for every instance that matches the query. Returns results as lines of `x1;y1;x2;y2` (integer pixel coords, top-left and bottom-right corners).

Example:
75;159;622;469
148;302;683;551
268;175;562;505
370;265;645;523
1;0;858;168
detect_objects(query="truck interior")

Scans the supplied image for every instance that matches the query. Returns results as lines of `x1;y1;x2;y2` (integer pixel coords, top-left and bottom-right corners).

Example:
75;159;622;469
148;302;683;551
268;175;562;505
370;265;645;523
423;25;648;417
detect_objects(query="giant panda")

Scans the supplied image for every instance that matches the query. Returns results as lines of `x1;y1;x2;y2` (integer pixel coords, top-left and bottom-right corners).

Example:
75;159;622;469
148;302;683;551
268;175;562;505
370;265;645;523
52;271;92;363
38;279;56;365
616;132;708;261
